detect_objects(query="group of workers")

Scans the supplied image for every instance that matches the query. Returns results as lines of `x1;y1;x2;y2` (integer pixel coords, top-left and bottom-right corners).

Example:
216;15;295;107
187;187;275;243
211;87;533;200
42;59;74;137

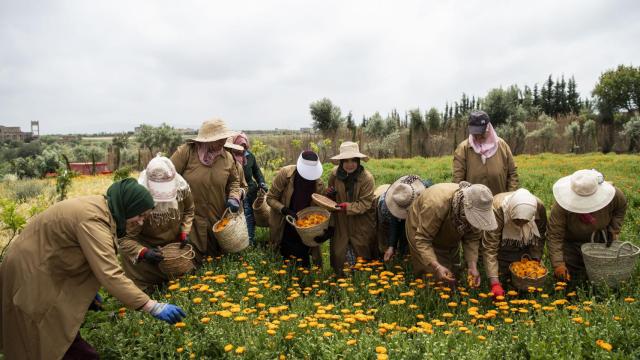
0;111;628;359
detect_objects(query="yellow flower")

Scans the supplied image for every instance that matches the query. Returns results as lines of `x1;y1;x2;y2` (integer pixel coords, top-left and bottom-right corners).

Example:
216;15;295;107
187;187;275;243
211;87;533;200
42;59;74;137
323;331;333;337
447;302;458;308
478;335;486;341
596;340;613;351
377;355;388;360
168;284;179;291
237;272;248;279
224;344;234;352
200;317;210;324
375;346;387;354
486;325;495;331
177;347;184;353
267;329;277;336
174;322;186;328
192;297;202;304
504;318;514;324
507;290;518;296
346;339;357;345
235;346;245;354
624;297;635;303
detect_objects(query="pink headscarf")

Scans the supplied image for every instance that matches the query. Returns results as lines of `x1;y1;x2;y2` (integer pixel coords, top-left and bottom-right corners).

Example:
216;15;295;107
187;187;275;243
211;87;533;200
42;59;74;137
468;123;499;164
196;142;224;166
235;132;250;150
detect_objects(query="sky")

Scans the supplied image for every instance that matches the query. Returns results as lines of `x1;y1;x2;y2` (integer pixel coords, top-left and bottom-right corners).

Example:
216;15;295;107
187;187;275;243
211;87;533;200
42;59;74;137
0;0;638;135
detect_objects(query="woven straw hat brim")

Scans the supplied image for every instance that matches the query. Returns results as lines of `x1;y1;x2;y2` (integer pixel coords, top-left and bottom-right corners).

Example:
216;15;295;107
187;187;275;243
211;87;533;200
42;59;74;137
374;184;390;198
464;205;498;231
385;176;426;220
552;175;616;214
330;152;369;165
193;129;238;143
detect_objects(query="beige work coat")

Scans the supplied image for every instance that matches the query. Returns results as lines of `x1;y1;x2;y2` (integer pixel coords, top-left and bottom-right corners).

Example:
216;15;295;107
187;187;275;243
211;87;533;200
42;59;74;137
0;196;150;360
452;137;519;195
171;143;242;257
118;189;195;290
328;167;377;273
481;191;547;279
547;187;627;268
266;165;324;260
406;183;481;275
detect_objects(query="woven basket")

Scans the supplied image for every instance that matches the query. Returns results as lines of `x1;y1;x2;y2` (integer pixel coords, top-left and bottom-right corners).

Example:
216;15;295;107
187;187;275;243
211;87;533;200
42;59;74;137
252;189;271;227
158;243;195;278
213;208;249;253
509;254;548;291
581;231;640;287
285;206;330;248
311;193;339;212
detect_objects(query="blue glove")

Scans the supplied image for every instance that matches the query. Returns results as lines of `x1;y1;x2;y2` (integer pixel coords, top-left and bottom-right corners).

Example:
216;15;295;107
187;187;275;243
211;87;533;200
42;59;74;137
259;182;269;192
89;293;103;311
149;303;186;324
226;198;240;212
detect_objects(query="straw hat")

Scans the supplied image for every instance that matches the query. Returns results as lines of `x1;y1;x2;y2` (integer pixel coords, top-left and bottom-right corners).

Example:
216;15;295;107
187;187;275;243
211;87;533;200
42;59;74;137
193;118;238;143
296;150;323;181
224;137;244;151
552;169;615;214
461;184;497;231
330;142;369;165
385;175;426;219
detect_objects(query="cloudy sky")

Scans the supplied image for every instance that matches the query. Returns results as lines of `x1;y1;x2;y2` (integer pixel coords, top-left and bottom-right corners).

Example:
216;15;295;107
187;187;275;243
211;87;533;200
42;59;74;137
1;0;638;134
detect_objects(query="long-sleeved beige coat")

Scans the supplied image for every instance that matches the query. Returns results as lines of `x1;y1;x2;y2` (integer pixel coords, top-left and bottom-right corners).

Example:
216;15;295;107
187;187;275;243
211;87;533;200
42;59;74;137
118;189;195;290
406;183;481;275
453;138;519;195
171;143;242;257
481;191;547;279
328;167;377;273
0;196;150;360
547;187;627;268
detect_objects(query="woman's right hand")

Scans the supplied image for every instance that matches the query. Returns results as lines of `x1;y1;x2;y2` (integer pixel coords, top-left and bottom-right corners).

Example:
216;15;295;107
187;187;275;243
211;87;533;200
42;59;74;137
383;247;395;262
433;263;455;282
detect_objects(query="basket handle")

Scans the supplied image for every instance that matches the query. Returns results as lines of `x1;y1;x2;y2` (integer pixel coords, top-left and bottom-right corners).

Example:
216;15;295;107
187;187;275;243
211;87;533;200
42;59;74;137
616;242;637;258
285;215;297;227
181;249;196;260
520;254;532;261
222;207;239;220
589;230;607;244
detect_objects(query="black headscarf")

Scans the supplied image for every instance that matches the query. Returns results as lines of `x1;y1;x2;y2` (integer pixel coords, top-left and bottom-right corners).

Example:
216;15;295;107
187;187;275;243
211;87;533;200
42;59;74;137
106;178;155;237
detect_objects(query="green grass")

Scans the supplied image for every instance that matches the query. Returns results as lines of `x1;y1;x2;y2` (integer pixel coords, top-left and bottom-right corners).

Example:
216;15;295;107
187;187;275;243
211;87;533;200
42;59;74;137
75;153;640;358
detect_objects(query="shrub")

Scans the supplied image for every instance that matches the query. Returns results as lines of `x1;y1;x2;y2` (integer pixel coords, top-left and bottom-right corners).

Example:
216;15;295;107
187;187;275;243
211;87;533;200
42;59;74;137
112;166;132;182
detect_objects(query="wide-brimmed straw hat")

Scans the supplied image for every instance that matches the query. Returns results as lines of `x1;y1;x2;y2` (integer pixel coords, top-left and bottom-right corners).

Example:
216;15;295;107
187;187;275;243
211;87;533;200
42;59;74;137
193;118;238;143
552;169;615;214
330;142;369;165
296;150;323;181
224;137;244;151
385;175;426;219
462;184;498;231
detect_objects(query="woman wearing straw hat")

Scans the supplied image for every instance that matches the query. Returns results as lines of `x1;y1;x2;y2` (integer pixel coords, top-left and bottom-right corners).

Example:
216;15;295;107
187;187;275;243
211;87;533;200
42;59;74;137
453;110;519;195
481;188;547;297
375;175;432;262
547;169;627;282
224;137;249;191
118;155;195;291
170;118;242;260
226;133;268;245
0;179;186;360
406;182;497;286
326;141;377;275
267;151;328;267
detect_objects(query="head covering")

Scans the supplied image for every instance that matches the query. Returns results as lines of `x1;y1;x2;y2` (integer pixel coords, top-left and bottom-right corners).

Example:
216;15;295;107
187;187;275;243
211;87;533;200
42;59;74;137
106;178;155;238
330;142;369;165
501;189;540;245
385;175;427;219
235;132;250;149
552;169;616;214
296;151;323;181
468;123;499;164
193;118;238;143
224;137;246;165
138;155;190;225
461;183;497;231
468;110;490;134
196;142;225;166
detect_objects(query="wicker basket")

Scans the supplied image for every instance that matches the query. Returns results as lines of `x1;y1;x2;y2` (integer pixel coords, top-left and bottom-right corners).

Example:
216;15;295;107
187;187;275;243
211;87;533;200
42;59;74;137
509;254;548;291
158;243;195;278
252;189;271;227
213;208;249;253
311;193;339;212
285;206;330;248
581;231;640;287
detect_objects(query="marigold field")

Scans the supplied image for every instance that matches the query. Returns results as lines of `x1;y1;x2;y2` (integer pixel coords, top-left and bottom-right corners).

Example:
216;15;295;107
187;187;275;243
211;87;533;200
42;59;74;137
4;153;640;359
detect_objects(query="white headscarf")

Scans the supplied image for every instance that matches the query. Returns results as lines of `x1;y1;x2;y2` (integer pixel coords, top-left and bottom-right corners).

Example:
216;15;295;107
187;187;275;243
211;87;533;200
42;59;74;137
501;188;540;246
138;155;190;225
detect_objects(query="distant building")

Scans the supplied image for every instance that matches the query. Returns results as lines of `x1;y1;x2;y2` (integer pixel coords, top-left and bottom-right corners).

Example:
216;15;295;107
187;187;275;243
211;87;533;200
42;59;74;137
0;125;33;141
300;127;314;133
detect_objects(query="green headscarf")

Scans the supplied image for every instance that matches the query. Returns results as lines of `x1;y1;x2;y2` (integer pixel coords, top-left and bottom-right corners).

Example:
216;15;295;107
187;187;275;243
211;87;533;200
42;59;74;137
106;178;155;237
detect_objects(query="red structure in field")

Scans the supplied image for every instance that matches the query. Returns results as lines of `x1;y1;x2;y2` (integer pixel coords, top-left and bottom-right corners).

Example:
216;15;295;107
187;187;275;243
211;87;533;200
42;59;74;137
69;162;111;175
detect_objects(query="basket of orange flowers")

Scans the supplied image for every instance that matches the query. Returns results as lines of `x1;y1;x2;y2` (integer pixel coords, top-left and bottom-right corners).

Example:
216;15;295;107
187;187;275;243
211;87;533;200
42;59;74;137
285;206;330;247
509;255;548;291
212;208;249;253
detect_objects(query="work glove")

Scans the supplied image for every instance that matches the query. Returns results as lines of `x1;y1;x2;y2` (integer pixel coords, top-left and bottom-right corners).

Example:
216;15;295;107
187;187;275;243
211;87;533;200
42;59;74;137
140;247;164;265
226;198;240;212
336;202;348;211
383;247;395;262
259;182;269;192
490;282;505;299
147;302;186;324
280;207;297;219
325;186;337;200
89;293;103;311
554;264;571;281
313;227;334;243
178;232;191;249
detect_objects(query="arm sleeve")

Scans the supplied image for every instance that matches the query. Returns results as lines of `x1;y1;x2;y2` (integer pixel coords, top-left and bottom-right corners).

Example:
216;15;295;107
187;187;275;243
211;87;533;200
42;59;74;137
266;169;287;213
411;203;446;266
252;155;266;185
226;159;242;201
387;218;401;248
530;203;547;260
346;174;374;215
117;223;145;264
78;219;150;309
608;188;628;234
452;143;466;183
482;209;504;278
547;202;567;267
505;144;519;191
180;190;195;234
462;229;481;267
170;145;189;176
